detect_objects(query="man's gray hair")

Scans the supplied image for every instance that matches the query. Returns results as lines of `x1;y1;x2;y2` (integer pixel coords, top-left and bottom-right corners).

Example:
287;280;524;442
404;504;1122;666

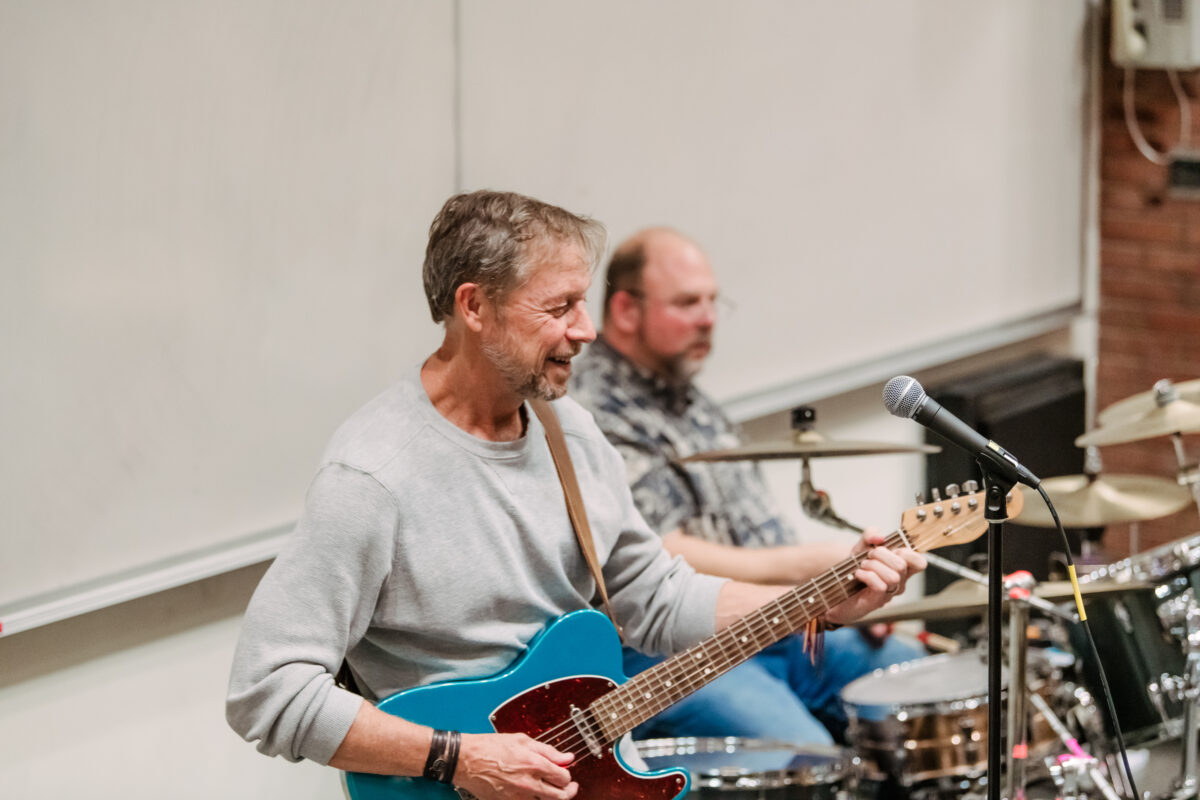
422;190;607;323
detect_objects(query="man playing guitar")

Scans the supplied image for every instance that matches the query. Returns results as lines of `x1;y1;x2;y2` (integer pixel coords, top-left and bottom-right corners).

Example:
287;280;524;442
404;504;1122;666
225;190;925;800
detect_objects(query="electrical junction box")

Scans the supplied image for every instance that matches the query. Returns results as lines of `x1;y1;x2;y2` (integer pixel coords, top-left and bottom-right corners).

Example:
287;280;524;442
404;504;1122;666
1167;151;1200;197
1113;0;1200;69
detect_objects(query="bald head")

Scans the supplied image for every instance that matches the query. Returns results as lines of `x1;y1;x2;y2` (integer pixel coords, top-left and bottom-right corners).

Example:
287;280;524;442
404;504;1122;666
600;228;720;382
601;229;699;316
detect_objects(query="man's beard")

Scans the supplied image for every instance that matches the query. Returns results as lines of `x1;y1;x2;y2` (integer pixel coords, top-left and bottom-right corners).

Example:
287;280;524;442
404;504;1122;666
658;335;711;384
482;337;580;401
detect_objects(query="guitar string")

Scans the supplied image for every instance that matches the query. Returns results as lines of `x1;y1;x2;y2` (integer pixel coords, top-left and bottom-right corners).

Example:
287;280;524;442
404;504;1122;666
525;515;966;762
582;531;904;743
533;527;926;759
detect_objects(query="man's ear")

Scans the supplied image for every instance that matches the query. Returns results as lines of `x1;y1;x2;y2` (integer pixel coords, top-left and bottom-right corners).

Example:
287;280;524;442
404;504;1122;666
608;289;642;335
454;283;487;333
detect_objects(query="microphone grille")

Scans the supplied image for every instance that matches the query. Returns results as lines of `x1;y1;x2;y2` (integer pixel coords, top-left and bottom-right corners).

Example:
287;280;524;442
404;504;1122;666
882;375;925;419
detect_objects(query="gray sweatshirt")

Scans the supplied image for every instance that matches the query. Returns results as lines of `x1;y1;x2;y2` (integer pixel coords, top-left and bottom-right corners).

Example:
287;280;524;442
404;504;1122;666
225;368;725;764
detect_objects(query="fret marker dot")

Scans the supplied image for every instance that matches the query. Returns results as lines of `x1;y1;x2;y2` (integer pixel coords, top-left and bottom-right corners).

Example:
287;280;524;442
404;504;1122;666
740;636;748;643
611;712;617;719
704;668;711;675
626;703;633;710
772;616;780;624
665;680;673;687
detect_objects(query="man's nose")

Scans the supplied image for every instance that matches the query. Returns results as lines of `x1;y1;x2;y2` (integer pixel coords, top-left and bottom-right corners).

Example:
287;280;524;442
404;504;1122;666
568;304;597;343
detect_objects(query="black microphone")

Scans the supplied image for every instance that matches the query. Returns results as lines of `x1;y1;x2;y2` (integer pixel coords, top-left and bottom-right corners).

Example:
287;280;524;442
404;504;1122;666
882;375;1041;488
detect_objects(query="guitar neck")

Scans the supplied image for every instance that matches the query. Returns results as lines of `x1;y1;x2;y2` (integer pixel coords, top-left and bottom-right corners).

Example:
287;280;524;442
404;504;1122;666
588;528;913;742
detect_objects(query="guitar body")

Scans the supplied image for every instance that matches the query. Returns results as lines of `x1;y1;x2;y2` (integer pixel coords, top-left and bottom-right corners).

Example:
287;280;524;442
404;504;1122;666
343;609;689;800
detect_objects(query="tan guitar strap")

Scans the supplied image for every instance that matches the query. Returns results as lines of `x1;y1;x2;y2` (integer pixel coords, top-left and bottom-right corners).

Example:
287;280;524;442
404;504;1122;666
529;398;622;639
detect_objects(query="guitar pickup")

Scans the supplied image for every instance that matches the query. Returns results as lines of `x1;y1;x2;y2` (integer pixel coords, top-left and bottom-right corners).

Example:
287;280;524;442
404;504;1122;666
570;704;604;759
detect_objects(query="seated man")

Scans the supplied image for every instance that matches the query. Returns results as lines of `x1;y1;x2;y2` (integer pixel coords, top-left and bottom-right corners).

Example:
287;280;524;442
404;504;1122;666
571;227;924;746
226;193;925;799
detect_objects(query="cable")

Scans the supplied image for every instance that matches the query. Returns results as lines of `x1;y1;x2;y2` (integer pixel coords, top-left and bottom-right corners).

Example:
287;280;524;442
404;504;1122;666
1123;67;1192;166
1037;483;1140;800
1124;68;1169;165
1168;70;1191;150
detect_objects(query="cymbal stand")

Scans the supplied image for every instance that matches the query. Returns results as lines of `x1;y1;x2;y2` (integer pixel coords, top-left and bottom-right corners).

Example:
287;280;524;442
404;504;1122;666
1008;573;1034;800
1170;432;1200;521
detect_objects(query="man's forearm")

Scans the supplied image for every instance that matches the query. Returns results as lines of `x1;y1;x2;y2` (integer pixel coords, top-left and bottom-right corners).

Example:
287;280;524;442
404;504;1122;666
661;528;850;584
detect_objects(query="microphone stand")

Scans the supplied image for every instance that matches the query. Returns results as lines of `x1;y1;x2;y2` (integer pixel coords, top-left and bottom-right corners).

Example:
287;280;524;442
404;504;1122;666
983;469;1017;800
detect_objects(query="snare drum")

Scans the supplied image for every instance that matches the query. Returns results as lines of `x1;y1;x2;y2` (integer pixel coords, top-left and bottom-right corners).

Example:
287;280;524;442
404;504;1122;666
840;652;999;785
635;737;858;800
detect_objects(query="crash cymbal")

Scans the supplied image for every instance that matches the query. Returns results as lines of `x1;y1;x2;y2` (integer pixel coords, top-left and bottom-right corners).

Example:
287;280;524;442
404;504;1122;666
1077;397;1200;447
1013;473;1191;528
859;576;1149;625
1098;379;1200;425
680;431;940;463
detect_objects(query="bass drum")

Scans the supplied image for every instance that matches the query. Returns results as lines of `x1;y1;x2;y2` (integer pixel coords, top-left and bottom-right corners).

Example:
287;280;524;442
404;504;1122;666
635;737;859;800
1074;533;1200;744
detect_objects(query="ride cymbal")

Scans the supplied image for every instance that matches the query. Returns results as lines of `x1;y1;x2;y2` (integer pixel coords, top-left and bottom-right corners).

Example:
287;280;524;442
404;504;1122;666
1098;378;1200;425
1076;399;1200;447
1014;473;1191;528
680;431;940;463
1080;379;1200;447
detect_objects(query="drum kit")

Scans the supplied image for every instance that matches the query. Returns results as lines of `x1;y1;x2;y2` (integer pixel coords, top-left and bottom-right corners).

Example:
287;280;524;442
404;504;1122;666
653;380;1200;800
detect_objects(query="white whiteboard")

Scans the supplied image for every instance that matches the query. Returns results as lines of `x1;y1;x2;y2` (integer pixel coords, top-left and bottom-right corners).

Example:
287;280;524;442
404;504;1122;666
0;0;1088;628
458;0;1087;409
0;2;453;615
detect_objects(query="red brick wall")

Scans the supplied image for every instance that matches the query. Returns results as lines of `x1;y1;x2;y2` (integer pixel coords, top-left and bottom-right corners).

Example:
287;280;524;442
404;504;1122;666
1098;56;1200;557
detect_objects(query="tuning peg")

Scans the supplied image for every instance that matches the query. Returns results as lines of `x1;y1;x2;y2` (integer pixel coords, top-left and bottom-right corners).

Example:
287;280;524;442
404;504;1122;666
931;488;942;502
945;483;960;498
915;491;926;505
963;480;979;494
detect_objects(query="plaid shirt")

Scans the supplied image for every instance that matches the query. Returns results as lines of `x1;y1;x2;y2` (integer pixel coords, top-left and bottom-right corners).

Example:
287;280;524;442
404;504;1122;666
569;335;794;548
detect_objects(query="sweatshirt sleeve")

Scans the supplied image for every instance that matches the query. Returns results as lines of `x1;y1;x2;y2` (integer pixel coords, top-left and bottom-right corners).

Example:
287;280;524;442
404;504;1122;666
225;464;398;763
588;434;726;656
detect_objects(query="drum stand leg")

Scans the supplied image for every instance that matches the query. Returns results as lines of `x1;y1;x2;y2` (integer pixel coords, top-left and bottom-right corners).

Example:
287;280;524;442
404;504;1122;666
1008;598;1031;800
1028;691;1124;800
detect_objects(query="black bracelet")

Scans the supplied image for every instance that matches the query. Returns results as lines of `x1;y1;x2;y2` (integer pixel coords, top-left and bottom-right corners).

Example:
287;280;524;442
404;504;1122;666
422;728;461;785
442;729;461;784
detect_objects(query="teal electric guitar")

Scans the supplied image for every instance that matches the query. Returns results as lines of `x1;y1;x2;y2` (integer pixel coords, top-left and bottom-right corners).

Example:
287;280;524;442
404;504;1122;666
344;485;1016;800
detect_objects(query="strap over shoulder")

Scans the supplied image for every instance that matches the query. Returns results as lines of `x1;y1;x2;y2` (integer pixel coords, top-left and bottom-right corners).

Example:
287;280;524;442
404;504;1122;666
528;398;622;639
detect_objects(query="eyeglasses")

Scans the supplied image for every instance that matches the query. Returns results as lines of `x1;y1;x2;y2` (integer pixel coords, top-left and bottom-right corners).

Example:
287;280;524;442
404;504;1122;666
624;289;736;320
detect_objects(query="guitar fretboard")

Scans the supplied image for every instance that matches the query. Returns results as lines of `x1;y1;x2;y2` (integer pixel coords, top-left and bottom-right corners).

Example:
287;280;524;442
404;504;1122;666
588;529;911;742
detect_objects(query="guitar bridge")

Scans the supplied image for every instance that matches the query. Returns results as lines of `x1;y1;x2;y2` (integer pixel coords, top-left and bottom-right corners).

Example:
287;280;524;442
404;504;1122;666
569;704;604;758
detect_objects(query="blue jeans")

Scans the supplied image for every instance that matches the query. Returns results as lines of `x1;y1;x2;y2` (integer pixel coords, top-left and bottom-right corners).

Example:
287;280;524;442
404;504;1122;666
622;628;923;746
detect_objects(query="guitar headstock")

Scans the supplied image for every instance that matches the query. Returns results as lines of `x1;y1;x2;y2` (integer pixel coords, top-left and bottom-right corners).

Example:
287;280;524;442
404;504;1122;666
899;480;1024;554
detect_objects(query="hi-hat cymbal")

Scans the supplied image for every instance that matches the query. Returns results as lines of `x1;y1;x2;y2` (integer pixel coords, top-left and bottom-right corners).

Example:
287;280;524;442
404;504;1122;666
1013;473;1191;528
1099;379;1200;425
679;431;940;463
1077;398;1200;447
859;576;1148;625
